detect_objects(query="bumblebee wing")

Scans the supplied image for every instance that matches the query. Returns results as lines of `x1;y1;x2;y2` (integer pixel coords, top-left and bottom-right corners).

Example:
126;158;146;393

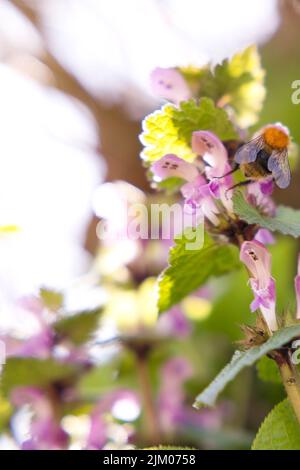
267;149;291;189
234;136;263;164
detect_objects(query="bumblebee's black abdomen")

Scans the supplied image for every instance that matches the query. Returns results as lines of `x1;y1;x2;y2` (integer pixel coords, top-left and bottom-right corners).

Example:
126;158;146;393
256;149;272;174
240;148;273;179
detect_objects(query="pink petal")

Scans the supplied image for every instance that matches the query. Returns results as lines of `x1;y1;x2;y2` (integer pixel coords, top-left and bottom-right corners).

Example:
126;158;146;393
240;241;272;290
208;180;221;198
192;131;228;177
241;242;277;331
162;357;193;382
11;387;44;406
201;198;220;226
151;154;198;182
247;182;276;217
158;308;191;338
180;175;220;225
180;174;207;200
254;229;275;245
150;68;191;104
260;179;274;196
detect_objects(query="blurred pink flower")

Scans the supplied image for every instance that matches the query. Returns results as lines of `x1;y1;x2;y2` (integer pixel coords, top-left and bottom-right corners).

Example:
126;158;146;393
158;307;191;338
158;357;227;436
150;68;191;104
158;357;193;433
11;387;68;450
22;419;68;451
18;329;54;359
86;390;139;450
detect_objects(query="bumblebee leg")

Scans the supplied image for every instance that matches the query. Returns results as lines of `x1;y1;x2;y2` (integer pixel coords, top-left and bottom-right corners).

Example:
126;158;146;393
214;163;239;179
225;179;254;199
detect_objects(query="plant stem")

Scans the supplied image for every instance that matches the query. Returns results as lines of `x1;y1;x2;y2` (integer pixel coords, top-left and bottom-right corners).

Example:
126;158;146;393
135;350;161;444
275;352;300;425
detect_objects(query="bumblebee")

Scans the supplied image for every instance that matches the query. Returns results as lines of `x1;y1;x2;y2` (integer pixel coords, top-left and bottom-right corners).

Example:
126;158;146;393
223;124;291;191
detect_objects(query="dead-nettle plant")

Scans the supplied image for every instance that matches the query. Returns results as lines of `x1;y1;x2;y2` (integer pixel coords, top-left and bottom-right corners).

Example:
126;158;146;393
140;45;300;450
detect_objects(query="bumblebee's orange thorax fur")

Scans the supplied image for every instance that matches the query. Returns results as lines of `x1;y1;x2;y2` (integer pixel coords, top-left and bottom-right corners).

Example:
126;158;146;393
263;126;289;150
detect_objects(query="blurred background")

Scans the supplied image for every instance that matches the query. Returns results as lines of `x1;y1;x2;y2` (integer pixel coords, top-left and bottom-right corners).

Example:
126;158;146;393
0;0;299;451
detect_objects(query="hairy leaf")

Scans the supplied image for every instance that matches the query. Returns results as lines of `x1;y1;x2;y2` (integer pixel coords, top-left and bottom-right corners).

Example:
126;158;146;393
252;399;300;450
140;98;237;163
54;308;102;345
1;358;77;396
181;45;265;127
194;324;300;408
234;191;300;238
158;230;240;313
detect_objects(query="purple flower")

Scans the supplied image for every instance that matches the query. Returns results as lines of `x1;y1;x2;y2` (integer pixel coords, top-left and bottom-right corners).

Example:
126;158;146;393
11;387;68;450
151;154;198;183
158;357;193;433
254;228;275;245
11;387;44;406
157;357;228;437
22;419;69;450
260;179;274;196
181;175;220;225
247;182;276;217
150;132;235;225
1;296;54;359
86;412;107;450
192;131;229;178
151;154;220;225
158;307;191;338
240;241;277;332
86;390;139;450
176;404;227;431
18;329;54;359
150;68;191;104
192;131;234;214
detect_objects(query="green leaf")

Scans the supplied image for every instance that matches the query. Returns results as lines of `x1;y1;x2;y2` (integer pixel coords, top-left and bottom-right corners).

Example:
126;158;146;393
234;191;300;238
203;269;253;341
194;324;300;408
256;356;281;384
1;358;77;396
40;287;64;311
140;98;238;163
78;364;118;398
158;229;240;313
181;45;265;128
252;399;300;450
156;176;186;194
54;308;102;345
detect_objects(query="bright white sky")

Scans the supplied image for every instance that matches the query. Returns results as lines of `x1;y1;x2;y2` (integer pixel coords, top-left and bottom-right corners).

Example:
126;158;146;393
40;0;280;113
